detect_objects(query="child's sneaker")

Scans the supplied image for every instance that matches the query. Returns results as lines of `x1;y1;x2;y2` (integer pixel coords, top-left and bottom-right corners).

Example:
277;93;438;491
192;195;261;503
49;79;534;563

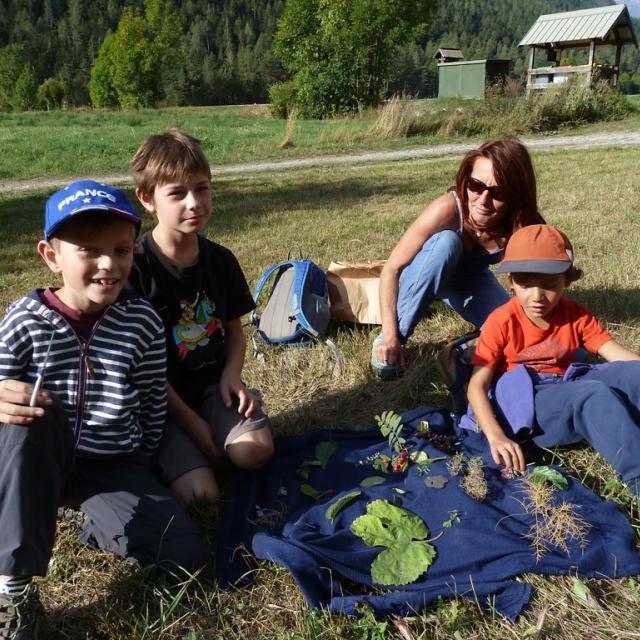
370;334;401;380
0;583;41;640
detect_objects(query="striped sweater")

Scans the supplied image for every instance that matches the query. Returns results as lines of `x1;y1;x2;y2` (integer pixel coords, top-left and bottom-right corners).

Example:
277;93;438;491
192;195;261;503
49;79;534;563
0;290;167;456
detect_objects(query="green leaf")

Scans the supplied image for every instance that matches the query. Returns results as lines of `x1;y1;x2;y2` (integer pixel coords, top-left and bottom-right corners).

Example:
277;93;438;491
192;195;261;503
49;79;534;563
300;483;321;500
571;577;598;607
315;441;337;469
360;476;387;487
528;466;568;490
351;500;436;585
296;462;312;479
350;511;398;547
325;490;361;522
371;499;428;542
296;459;322;479
375;411;406;453
410;451;447;464
350;499;426;542
442;510;461;528
371;541;436;586
372;455;391;473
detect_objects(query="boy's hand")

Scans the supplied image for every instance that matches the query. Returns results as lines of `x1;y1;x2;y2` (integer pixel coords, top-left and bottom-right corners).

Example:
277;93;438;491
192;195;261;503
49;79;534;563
219;371;259;418
183;413;223;463
488;434;525;472
0;379;53;424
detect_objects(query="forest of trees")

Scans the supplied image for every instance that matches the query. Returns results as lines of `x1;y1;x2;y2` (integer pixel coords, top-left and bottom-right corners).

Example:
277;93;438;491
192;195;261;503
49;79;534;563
0;0;638;112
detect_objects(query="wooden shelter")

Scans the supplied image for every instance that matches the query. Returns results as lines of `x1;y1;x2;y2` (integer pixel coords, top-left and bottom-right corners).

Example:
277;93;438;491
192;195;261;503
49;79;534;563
433;48;464;64
518;4;638;94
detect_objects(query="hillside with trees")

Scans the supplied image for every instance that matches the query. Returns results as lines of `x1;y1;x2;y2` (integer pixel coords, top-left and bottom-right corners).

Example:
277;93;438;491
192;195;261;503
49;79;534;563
0;0;638;111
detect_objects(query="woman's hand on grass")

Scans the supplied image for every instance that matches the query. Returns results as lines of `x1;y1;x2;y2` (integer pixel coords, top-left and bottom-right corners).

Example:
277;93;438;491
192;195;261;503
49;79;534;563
488;434;525;472
0;378;52;424
376;336;405;368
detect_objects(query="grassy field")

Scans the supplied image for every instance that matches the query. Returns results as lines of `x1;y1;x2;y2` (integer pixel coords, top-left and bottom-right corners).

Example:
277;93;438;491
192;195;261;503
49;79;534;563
0;98;639;182
1;144;639;638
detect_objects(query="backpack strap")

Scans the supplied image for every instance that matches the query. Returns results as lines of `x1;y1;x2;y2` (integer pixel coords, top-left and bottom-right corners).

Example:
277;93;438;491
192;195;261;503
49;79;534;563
252;260;293;304
289;260;316;334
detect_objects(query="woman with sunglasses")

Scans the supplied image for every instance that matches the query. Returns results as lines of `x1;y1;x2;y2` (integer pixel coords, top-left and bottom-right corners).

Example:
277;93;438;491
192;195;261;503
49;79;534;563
372;138;545;379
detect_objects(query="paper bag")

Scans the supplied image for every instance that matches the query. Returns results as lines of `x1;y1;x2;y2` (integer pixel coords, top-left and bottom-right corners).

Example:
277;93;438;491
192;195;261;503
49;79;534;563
326;260;386;325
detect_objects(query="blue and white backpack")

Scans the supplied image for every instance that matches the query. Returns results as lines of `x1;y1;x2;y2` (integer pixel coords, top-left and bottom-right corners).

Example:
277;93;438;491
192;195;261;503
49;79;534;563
251;249;333;348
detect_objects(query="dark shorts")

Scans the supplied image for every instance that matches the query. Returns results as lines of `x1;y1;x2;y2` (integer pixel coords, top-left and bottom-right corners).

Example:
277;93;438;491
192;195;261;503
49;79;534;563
156;383;271;484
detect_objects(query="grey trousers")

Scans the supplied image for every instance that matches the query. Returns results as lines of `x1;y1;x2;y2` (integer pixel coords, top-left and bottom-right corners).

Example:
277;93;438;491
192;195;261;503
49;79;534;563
0;397;207;577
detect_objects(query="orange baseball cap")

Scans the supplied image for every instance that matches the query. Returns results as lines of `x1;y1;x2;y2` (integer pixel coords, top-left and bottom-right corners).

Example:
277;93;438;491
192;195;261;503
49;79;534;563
495;224;574;274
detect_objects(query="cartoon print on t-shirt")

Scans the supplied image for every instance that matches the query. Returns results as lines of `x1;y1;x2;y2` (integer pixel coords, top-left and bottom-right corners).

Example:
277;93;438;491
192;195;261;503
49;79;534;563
172;292;223;359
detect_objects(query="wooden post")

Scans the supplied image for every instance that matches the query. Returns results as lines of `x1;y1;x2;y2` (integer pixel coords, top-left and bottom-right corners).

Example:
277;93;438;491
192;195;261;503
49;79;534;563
587;40;596;86
614;44;622;88
527;47;535;95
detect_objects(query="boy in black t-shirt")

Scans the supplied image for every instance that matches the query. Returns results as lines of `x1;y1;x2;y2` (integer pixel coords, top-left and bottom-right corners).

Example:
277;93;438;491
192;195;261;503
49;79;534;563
129;128;274;505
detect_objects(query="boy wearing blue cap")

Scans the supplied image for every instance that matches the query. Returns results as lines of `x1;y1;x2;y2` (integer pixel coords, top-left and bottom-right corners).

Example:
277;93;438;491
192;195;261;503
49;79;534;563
0;181;206;640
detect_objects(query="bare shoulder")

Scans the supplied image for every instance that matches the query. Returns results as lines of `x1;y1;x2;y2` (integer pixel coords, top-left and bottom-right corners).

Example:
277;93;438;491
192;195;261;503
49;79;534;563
413;192;459;229
385;192;459;270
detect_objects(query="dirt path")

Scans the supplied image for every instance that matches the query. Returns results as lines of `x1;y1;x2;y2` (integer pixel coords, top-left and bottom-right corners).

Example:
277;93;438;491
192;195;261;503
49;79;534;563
2;129;639;194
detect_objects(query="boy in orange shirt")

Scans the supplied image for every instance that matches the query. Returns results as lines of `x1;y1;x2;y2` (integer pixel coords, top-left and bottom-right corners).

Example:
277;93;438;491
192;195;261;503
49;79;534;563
465;224;640;491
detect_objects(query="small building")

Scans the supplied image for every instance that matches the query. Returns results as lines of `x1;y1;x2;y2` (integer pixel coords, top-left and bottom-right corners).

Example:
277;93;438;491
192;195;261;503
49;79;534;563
518;4;638;94
433;48;464;64
437;59;511;99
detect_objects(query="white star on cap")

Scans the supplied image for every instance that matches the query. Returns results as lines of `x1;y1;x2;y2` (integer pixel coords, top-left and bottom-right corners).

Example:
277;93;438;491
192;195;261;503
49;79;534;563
82;198;91;203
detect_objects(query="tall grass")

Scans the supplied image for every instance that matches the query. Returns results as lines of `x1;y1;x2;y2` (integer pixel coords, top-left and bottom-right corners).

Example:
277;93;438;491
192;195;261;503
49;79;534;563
365;82;635;139
416;81;634;137
366;95;414;139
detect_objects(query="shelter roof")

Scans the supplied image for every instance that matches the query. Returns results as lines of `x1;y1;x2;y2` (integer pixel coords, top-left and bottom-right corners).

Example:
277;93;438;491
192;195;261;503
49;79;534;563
433;48;464;60
518;4;637;48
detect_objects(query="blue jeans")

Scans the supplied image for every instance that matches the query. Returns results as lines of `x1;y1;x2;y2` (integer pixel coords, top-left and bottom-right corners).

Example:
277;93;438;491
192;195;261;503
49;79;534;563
533;361;640;490
396;230;508;340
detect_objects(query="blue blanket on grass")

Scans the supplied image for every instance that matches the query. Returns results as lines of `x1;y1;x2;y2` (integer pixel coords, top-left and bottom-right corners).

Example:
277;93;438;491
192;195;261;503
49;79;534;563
217;406;640;620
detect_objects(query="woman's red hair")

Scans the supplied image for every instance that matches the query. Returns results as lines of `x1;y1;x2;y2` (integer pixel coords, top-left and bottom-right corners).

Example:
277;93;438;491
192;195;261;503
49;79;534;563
455;138;545;232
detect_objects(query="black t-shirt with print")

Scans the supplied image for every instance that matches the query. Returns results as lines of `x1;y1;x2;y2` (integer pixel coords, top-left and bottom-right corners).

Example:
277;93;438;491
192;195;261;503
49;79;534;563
130;231;255;406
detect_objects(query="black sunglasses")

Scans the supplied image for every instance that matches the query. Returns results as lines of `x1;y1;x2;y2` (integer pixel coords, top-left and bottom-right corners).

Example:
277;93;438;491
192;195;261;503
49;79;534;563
467;176;505;201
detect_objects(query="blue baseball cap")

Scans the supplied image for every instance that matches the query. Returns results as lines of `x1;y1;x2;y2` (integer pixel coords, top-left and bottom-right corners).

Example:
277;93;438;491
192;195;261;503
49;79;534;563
45;180;141;240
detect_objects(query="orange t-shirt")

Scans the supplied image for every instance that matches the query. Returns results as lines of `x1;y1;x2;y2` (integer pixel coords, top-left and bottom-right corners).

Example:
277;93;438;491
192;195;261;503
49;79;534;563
472;297;612;376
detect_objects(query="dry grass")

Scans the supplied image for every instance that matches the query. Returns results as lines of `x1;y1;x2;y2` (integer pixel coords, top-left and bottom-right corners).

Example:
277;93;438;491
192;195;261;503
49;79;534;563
278;106;297;149
516;476;591;561
446;452;466;477
2;145;640;638
366;95;416;140
459;457;489;502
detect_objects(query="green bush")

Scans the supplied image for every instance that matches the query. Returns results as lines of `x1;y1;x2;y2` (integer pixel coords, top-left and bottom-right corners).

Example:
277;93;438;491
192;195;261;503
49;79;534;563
37;79;66;110
12;64;37;111
268;80;297;119
405;81;632;138
533;81;632;131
